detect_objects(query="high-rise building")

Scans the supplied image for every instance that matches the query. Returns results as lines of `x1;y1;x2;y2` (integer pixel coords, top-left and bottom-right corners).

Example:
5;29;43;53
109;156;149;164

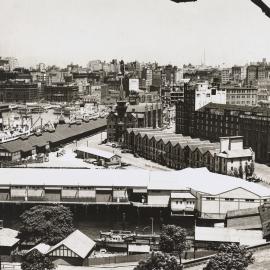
246;65;258;86
175;82;226;135
231;66;242;83
141;68;152;91
221;68;231;84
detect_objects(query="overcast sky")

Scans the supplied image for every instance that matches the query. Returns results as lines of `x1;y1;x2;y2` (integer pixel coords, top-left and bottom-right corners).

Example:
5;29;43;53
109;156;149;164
0;0;270;68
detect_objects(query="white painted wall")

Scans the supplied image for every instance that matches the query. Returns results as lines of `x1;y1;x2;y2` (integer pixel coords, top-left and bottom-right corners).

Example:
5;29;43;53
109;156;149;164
148;191;170;206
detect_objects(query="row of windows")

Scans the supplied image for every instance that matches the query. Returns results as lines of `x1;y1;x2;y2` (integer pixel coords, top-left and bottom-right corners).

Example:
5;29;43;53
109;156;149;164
230;95;256;99
205;197;257;202
174;200;195;205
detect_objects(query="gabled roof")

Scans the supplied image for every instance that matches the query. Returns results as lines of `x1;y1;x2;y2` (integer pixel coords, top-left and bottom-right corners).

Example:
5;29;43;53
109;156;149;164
0;228;19;238
48;230;95;259
0;228;19;247
0;138;33;153
0;118;106;153
0;236;19;247
76;146;120;159
28;243;51;254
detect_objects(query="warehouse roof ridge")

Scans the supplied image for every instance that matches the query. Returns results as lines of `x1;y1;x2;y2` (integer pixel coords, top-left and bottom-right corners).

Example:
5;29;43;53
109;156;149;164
0;167;270;197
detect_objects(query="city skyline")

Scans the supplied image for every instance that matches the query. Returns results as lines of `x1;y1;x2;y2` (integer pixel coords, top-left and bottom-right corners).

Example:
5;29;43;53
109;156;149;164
0;0;270;68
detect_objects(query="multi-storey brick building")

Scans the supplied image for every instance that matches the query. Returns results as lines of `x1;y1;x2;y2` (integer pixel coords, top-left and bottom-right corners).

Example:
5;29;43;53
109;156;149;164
0;82;39;103
176;89;270;163
44;84;79;102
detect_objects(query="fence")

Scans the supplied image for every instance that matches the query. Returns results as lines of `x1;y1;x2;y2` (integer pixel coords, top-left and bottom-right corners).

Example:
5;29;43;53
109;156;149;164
182;242;270;269
87;254;149;266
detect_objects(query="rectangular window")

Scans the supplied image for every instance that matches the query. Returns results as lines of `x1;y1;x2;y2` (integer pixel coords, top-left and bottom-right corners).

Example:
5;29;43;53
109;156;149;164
225;198;234;201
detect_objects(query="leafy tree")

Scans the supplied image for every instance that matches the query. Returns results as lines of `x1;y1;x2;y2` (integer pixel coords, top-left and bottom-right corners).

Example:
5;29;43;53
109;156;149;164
204;243;254;270
21;249;54;270
134;252;182;270
159;224;188;264
20;205;75;245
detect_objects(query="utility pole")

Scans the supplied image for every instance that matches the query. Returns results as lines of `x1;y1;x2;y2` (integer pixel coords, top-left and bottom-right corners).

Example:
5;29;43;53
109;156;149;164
150;217;154;235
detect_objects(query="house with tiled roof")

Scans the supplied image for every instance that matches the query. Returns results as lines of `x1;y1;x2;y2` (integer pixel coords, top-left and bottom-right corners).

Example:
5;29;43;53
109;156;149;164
28;230;95;266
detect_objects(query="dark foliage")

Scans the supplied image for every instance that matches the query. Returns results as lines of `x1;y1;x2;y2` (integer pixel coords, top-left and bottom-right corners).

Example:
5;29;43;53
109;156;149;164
204;243;254;270
159;224;188;263
20;205;75;245
21;249;54;270
134;252;182;270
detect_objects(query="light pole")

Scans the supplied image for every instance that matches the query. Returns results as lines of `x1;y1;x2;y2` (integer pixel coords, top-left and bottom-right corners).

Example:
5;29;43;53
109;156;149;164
150;217;154;235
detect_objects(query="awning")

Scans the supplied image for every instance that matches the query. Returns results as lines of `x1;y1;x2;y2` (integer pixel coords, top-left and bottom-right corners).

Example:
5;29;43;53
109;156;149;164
171;192;195;199
133;188;147;193
96;187;112;191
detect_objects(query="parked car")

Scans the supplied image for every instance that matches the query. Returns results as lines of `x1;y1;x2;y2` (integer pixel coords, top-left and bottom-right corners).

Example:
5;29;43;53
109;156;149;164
121;162;130;167
122;149;133;154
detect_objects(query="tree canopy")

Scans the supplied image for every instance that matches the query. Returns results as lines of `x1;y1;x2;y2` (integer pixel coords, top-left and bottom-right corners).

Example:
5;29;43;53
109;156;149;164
134;252;182;270
21;249;54;270
159;224;189;263
20;205;75;245
204;243;254;270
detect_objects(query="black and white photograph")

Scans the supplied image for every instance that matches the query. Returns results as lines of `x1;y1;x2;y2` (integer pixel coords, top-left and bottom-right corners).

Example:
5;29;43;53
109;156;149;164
0;0;270;269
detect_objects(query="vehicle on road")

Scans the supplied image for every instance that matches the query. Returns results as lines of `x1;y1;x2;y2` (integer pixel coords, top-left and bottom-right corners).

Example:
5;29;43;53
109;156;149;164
121;149;133;154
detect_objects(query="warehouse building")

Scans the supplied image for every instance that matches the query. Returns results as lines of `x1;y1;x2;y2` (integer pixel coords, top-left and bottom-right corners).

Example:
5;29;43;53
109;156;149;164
123;128;254;178
76;146;121;165
194;226;265;250
0;118;106;162
0;168;269;220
